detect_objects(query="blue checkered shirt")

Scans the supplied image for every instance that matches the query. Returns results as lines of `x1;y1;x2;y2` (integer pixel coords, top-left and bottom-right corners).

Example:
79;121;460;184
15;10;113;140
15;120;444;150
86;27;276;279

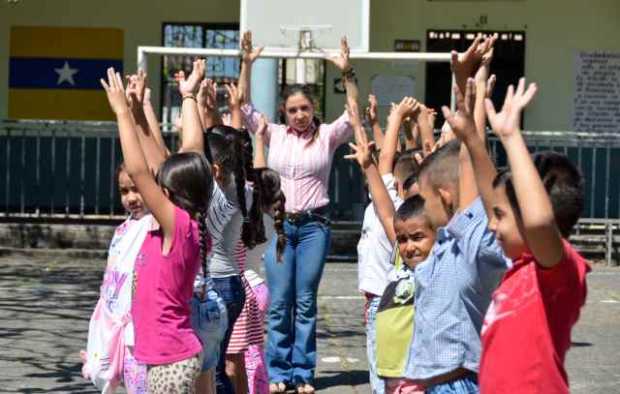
404;198;511;380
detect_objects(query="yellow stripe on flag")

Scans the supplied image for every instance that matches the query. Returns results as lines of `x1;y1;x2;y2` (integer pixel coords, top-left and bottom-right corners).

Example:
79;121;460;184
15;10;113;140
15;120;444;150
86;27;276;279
9;89;116;121
10;26;124;60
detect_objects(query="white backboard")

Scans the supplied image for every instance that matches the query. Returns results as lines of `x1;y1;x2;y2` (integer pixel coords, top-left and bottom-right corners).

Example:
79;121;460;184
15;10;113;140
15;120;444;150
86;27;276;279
240;0;369;53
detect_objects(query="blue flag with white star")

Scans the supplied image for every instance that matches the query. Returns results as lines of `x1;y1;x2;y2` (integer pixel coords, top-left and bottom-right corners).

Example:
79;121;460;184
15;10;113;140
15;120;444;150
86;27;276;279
8;26;124;120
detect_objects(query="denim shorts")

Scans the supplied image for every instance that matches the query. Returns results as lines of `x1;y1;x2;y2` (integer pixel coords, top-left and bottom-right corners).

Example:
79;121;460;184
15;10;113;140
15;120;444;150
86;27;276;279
190;282;229;371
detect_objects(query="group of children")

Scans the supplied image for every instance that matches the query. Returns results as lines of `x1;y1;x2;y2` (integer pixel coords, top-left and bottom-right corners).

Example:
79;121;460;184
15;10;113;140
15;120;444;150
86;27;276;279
80;31;589;394
82;54;285;394
352;35;589;394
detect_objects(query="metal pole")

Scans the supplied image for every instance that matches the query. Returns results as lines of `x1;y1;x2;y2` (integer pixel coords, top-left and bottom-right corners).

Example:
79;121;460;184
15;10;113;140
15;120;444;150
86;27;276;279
137;46;452;62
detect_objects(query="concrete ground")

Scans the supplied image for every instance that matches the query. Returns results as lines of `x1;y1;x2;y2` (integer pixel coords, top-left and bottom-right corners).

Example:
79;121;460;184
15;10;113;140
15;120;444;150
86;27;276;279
0;253;619;393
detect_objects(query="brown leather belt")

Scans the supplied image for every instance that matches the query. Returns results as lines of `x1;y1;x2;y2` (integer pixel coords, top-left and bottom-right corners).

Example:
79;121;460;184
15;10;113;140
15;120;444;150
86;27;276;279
413;368;476;388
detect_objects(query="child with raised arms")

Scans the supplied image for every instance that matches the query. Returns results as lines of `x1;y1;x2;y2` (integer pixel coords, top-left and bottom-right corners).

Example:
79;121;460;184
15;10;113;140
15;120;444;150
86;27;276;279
346;99;435;394
101;65;214;392
446;77;589;394
81;163;151;393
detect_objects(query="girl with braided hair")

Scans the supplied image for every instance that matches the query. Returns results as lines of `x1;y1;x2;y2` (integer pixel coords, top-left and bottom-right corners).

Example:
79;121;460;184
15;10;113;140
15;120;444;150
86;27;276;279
226;122;287;394
101;63;214;392
202;125;257;394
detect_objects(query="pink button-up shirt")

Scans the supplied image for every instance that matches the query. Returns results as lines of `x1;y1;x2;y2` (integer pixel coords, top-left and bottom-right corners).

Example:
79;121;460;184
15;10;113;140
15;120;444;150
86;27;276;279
242;104;352;213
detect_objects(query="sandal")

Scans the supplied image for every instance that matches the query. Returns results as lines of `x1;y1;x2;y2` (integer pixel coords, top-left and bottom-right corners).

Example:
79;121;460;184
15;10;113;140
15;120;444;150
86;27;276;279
296;383;315;394
270;382;287;394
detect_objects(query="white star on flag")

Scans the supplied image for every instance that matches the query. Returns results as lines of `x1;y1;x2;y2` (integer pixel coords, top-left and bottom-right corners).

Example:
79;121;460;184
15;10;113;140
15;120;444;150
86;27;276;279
54;61;79;86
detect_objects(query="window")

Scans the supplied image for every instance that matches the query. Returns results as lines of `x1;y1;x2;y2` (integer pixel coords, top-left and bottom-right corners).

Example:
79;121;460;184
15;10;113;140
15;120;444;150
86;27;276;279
425;29;526;125
160;23;240;126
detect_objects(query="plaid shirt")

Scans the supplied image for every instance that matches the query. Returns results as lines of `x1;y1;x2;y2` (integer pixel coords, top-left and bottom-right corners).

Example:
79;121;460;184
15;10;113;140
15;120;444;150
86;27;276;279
405;198;511;380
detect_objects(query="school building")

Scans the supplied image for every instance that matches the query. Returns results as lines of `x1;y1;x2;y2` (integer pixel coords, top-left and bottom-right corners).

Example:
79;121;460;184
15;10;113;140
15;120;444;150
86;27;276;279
1;0;619;229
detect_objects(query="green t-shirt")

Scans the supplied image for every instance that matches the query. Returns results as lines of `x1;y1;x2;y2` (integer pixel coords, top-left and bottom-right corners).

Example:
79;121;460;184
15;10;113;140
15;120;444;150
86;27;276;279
376;249;416;378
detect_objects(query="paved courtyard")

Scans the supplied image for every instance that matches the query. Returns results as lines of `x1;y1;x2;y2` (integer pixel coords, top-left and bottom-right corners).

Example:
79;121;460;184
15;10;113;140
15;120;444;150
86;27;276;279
0;252;619;393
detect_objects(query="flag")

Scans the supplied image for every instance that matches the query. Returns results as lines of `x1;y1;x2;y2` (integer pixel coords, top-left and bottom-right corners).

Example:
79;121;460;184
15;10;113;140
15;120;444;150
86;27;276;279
9;26;124;120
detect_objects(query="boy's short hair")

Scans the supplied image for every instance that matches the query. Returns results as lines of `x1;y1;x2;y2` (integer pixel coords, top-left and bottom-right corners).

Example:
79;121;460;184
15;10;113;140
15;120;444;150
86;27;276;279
395;195;426;223
402;173;418;193
534;152;584;237
417;140;461;191
393;149;422;184
493;152;584;238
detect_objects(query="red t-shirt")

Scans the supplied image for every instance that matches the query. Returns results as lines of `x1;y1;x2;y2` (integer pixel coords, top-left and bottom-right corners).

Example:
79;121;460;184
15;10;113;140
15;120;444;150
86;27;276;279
479;240;589;394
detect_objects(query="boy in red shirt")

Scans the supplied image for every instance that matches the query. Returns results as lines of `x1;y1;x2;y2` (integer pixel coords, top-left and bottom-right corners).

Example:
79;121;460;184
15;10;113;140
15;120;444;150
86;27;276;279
444;77;589;394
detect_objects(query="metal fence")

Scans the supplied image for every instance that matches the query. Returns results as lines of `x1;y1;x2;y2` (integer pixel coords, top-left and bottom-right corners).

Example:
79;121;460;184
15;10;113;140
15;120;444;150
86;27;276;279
2;120;620;222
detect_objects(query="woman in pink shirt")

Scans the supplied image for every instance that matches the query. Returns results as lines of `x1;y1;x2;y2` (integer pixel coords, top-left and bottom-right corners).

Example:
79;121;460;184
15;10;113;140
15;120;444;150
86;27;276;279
238;32;358;394
101;63;213;393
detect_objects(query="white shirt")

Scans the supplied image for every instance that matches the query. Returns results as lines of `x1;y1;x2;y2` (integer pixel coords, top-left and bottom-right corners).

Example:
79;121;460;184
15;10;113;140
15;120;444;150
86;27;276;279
357;173;403;296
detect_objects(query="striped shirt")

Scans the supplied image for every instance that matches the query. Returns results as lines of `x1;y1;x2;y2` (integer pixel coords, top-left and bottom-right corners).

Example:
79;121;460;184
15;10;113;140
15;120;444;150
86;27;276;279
198;182;253;279
227;240;265;354
205;183;242;278
242;103;353;212
404;198;511;380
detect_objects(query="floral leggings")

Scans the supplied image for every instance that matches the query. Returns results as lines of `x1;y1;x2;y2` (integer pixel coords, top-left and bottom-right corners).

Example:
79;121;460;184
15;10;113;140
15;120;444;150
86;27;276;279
124;347;148;394
147;354;203;394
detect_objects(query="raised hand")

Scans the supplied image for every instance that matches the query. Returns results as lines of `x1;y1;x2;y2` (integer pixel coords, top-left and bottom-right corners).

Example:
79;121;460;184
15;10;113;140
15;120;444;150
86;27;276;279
474;47;494;86
441;78;477;142
389;97;420;121
485;74;496;99
365;94;379;125
224;83;242;110
143;87;152;105
417;104;436;130
416;104;437;155
241;31;264;64
101;67;130;115
485;77;538;139
256;114;269;138
328;36;351;72
176;58;206;97
125;69;149;111
344;140;375;170
197;79;218;112
451;34;497;92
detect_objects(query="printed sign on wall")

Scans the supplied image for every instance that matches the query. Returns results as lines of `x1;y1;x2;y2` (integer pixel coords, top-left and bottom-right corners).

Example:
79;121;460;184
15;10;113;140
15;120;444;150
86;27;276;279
572;51;620;133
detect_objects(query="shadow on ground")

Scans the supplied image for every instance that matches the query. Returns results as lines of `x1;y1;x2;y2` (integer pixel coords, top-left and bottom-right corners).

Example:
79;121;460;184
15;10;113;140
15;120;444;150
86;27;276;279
315;369;369;390
0;256;101;393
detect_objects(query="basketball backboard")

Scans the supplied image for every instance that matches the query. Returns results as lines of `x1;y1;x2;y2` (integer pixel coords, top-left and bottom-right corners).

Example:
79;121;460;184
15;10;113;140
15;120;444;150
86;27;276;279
240;0;369;53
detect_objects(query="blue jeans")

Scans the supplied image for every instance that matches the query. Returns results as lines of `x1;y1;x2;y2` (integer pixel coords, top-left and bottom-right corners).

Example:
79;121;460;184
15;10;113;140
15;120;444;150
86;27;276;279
190;278;229;372
264;217;331;386
426;375;478;394
212;275;246;394
366;296;385;394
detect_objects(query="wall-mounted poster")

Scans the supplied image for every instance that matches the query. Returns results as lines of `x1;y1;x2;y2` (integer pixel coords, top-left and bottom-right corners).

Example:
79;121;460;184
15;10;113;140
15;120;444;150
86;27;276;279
371;74;415;106
572;51;620;133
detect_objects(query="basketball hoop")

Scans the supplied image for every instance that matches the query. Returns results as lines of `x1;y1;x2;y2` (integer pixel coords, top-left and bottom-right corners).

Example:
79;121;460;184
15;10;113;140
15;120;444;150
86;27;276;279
279;25;333;54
